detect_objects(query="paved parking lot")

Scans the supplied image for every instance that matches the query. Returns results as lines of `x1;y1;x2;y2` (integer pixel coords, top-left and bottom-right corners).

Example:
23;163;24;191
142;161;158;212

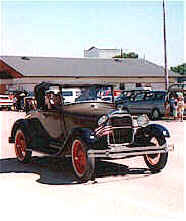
0;111;184;221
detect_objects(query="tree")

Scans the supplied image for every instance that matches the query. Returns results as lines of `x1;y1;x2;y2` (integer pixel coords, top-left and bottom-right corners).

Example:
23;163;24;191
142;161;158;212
113;52;138;59
170;63;186;75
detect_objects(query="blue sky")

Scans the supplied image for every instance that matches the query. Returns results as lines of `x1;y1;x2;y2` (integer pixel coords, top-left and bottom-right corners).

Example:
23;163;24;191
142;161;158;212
0;0;184;67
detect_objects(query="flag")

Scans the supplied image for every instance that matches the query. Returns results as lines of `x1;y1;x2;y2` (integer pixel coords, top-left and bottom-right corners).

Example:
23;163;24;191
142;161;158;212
95;125;113;137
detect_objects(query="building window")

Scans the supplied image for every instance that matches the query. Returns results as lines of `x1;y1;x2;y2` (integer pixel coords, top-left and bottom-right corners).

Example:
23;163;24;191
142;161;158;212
136;83;142;88
120;83;125;90
0;71;13;79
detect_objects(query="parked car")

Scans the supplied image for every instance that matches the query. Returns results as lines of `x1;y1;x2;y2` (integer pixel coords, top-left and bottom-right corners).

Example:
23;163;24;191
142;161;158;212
62;88;81;104
100;89;122;101
0;94;13;110
115;89;151;106
9;81;174;182
116;90;167;120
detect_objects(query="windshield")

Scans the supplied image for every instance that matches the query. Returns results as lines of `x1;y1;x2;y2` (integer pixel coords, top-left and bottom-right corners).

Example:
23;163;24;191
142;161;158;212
65;85;114;104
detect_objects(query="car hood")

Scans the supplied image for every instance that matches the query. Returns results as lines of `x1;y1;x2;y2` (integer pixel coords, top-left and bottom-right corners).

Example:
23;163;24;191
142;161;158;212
63;102;115;118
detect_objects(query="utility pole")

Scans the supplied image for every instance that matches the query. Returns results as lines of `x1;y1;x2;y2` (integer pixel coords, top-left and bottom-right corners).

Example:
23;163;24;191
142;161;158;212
163;0;169;90
120;48;123;58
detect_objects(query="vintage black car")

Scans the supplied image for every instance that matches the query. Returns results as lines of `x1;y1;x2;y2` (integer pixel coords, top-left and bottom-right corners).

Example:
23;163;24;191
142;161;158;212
9;81;174;182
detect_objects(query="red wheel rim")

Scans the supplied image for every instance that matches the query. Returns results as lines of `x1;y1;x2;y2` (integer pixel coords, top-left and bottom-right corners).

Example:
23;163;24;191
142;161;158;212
146;154;160;165
146;137;160;165
72;140;87;175
15;131;26;161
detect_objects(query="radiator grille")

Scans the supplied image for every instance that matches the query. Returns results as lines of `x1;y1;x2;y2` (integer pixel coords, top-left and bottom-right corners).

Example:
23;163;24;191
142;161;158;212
110;116;132;127
109;116;133;144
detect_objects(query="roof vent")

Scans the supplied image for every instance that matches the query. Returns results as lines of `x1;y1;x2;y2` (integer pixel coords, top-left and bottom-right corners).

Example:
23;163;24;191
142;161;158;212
21;56;30;60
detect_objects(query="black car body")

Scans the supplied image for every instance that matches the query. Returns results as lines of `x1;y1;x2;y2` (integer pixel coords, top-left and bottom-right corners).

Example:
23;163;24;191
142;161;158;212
9;81;174;182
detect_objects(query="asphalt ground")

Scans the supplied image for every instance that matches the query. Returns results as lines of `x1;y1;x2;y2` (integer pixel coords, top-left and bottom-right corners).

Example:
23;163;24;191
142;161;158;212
0;111;184;221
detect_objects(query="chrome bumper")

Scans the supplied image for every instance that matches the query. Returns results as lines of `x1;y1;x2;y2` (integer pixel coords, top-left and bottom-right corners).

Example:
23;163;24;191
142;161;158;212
88;142;174;159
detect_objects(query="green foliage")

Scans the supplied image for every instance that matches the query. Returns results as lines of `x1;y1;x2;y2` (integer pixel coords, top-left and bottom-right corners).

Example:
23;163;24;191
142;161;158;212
113;52;138;59
170;63;186;75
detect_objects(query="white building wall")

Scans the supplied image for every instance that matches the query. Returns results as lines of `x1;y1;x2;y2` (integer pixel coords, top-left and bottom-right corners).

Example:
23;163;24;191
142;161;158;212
84;48;121;58
98;49;121;58
84;48;99;57
1;77;172;93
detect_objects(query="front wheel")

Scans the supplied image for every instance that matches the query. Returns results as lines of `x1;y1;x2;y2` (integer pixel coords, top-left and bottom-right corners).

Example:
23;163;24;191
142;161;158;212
71;137;95;182
144;136;168;172
14;129;32;163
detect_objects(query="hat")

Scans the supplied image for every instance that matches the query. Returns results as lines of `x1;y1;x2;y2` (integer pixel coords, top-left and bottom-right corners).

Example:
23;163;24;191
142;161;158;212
176;92;183;97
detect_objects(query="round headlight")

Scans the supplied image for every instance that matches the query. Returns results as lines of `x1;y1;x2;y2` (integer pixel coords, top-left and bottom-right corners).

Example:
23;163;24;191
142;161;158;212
98;115;108;126
137;114;149;127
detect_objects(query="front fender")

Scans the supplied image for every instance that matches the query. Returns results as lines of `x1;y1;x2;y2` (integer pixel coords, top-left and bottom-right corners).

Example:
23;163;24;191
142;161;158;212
57;127;98;157
9;118;34;143
69;127;97;147
134;123;170;145
144;124;170;138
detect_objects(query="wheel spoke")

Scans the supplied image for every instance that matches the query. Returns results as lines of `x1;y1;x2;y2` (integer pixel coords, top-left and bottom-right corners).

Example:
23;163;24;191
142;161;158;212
146;137;161;165
73;140;87;175
15;131;26;161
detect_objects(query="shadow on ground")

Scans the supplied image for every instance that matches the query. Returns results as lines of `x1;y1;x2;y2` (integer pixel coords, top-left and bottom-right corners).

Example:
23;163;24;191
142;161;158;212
0;156;151;185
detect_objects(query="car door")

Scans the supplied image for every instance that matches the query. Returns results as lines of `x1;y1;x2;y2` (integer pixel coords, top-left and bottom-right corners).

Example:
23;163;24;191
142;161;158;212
127;92;146;114
38;92;66;140
142;92;155;114
152;92;166;115
39;109;65;139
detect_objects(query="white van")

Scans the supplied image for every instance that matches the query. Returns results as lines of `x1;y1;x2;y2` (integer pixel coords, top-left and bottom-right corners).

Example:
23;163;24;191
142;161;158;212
62;88;81;104
0;94;13;110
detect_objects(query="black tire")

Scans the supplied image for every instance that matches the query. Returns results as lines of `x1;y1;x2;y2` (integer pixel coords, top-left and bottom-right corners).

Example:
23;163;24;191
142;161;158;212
151;108;160;120
71;137;95;183
144;136;168;172
14;128;32;163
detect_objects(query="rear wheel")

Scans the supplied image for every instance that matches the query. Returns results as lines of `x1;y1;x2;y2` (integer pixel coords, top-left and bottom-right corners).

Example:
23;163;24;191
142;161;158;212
144;136;168;172
14;129;32;163
72;137;95;182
